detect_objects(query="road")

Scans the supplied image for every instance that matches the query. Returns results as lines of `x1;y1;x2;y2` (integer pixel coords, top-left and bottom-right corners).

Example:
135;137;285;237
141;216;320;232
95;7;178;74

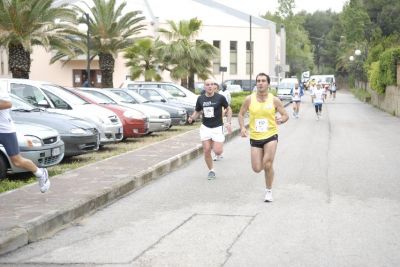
1;90;400;266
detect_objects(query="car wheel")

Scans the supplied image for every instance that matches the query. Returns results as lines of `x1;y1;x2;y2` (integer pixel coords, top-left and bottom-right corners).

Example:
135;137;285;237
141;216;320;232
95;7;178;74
0;154;8;180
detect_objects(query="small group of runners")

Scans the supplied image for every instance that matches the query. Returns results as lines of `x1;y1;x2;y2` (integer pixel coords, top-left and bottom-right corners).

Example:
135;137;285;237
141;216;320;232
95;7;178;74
190;73;288;202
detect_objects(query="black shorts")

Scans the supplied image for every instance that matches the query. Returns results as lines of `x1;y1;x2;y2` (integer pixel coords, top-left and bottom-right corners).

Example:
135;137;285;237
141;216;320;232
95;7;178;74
250;134;278;148
0;132;20;157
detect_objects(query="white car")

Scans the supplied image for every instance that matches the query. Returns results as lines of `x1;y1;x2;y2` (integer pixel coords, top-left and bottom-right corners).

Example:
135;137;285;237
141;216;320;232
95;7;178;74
0;79;123;145
120;81;198;107
79;88;172;133
0;122;65;179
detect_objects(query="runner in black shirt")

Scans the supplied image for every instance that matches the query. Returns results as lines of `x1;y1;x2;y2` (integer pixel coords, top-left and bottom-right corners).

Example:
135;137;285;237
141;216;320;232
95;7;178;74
188;79;232;179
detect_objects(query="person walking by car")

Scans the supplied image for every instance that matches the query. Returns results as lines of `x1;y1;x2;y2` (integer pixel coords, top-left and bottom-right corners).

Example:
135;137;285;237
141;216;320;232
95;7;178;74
238;73;289;202
188;79;232;179
290;82;303;118
0;87;50;193
311;83;326;120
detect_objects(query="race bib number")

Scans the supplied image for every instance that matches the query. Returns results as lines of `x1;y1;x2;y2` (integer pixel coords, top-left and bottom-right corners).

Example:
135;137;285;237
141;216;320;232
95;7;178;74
203;107;214;118
255;118;268;132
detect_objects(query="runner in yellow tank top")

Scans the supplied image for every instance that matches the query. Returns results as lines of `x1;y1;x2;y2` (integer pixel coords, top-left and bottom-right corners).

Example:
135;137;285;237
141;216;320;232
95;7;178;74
238;73;288;202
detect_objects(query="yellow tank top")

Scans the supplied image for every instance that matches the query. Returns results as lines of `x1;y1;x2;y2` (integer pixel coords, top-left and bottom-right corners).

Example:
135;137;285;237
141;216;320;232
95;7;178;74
249;93;278;140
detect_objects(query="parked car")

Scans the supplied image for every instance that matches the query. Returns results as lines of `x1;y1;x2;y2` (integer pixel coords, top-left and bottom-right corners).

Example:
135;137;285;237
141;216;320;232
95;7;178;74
0;121;65;179
10;94;99;157
276;78;298;101
1;79;123;145
223;79;256;91
120;81;198;106
108;89;187;126
128;87;195;119
79;88;171;134
64;88;149;139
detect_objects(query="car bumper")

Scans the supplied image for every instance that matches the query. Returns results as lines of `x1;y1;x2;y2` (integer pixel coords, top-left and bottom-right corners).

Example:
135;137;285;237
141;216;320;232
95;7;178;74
9;142;65;173
170;114;187;126
61;134;99;157
148;119;171;132
99;124;123;144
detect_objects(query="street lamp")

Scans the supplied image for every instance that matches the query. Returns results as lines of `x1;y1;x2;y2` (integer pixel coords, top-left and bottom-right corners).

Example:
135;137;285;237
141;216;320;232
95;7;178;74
79;13;90;87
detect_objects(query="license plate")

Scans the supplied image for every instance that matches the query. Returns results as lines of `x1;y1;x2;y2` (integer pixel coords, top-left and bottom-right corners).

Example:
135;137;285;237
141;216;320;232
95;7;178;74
52;147;61;156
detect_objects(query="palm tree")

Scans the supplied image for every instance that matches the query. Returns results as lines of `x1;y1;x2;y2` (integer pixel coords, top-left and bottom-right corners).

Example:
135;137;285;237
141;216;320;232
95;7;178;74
70;0;145;87
124;38;163;81
158;18;217;90
0;0;77;78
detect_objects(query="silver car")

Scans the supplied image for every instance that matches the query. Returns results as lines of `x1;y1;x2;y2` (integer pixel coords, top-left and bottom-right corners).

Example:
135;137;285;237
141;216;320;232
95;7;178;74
1;79;124;145
0;122;65;179
80;88;172;133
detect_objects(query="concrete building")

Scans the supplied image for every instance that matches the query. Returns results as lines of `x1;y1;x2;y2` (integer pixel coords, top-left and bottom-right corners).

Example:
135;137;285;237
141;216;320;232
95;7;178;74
0;0;287;88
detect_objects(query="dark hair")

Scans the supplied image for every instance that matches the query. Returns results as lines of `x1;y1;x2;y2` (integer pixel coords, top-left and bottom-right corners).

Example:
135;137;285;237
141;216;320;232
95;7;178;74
256;73;270;84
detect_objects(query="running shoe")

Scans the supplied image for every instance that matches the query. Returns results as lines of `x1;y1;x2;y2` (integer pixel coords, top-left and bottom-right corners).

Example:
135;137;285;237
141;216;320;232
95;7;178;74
208;170;216;180
213;154;223;161
264;189;273;202
38;168;50;193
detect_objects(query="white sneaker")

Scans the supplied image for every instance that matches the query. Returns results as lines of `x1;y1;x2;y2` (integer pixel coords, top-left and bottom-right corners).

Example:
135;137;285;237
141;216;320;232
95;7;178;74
38;168;50;193
213;154;223;161
208;170;216;180
264;189;273;202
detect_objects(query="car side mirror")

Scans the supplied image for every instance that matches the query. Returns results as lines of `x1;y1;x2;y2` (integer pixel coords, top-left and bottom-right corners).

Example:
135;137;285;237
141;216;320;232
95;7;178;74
37;99;50;108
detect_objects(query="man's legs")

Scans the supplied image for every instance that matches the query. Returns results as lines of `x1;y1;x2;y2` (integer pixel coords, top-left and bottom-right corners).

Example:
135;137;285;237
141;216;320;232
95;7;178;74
10;154;50;193
262;141;278;189
10;154;38;173
202;139;217;179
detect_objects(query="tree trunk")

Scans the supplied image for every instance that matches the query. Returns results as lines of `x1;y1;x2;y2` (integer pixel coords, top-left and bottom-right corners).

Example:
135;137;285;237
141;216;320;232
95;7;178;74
9;43;31;79
181;77;188;89
188;72;195;92
99;52;115;88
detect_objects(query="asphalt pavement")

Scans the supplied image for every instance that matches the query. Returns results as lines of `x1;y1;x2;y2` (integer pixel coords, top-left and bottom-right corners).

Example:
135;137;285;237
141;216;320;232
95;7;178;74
0;113;257;256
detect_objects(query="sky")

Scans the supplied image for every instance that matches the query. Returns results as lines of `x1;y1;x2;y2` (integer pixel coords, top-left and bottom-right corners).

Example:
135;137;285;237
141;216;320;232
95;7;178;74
216;0;348;16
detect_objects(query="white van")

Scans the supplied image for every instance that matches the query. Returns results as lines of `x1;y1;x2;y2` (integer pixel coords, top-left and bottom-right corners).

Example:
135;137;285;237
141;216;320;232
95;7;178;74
120;81;197;107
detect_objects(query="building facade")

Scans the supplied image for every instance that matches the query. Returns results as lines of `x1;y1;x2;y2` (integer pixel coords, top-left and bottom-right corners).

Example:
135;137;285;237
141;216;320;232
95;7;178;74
0;0;287;88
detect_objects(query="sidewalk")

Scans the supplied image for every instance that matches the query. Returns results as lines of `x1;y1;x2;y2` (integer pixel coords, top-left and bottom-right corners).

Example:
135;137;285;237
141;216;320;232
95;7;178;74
0;119;247;256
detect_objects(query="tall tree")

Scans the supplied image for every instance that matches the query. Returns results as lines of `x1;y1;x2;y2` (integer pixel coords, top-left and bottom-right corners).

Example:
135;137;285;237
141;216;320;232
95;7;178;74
264;0;313;78
124;38;163;81
53;0;146;87
158;18;217;90
0;0;77;78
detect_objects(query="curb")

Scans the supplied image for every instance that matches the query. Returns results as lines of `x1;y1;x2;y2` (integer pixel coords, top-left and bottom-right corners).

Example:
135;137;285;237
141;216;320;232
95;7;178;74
0;125;243;256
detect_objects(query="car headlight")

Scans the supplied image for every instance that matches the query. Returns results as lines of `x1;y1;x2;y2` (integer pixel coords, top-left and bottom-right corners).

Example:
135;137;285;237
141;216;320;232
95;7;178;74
70;128;87;134
21;135;42;147
159;114;170;119
178;109;186;115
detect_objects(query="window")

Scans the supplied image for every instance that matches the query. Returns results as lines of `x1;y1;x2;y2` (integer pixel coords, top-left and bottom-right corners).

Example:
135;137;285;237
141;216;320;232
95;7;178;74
10;84;45;106
213;40;221;74
246;41;254;75
230;41;237;75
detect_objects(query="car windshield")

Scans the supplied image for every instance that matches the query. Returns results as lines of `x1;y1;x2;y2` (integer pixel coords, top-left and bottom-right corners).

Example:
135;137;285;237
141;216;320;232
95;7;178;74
157;88;176;100
125;90;149;103
41;84;90;105
80;91;112;104
10;94;36;110
278;83;295;89
110;90;145;104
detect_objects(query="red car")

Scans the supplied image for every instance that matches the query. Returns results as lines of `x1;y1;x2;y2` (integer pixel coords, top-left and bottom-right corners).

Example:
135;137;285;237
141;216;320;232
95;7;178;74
63;88;149;139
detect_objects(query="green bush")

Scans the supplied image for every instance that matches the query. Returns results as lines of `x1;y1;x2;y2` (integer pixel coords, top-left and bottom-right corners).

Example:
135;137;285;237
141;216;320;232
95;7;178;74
369;47;400;94
229;88;277;114
231;91;251;113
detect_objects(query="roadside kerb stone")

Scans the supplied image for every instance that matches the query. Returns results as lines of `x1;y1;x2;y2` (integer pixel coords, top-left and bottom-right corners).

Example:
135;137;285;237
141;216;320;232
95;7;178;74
0;120;245;256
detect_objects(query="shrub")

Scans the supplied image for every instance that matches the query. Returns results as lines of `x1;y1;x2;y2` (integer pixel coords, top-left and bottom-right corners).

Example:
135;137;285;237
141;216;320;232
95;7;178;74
369;47;400;94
